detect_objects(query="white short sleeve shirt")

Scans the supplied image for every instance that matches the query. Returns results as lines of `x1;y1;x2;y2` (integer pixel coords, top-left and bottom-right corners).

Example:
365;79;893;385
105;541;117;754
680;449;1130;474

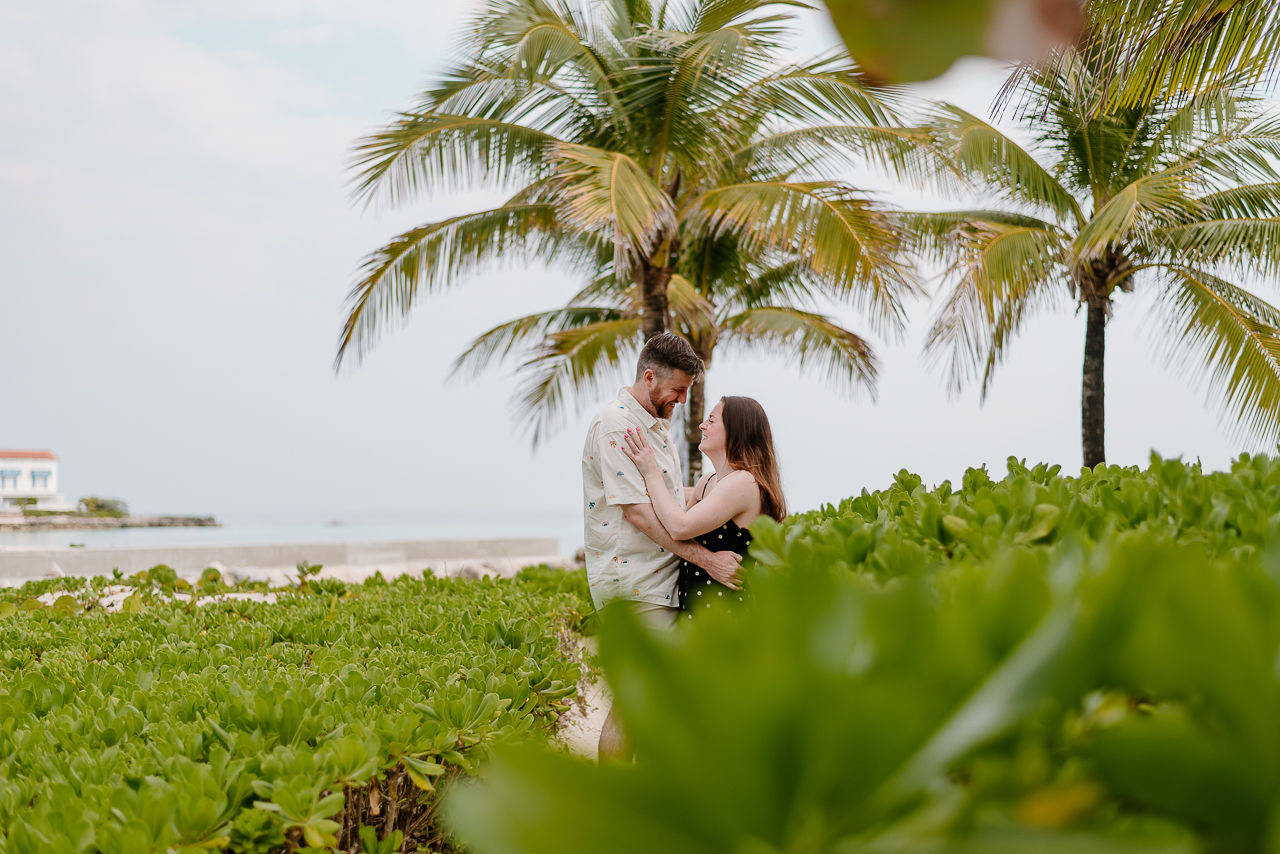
582;388;685;610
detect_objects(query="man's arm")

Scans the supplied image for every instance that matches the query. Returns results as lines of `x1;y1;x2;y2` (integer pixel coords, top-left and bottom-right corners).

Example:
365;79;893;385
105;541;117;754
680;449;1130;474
622;503;742;590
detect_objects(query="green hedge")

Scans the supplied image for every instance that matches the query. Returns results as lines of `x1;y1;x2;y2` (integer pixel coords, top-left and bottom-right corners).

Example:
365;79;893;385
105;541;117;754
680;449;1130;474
0;567;591;854
750;453;1279;575
452;455;1280;854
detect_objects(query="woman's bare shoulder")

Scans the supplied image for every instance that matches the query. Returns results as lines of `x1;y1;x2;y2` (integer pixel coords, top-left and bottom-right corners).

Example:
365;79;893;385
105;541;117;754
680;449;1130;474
718;469;759;493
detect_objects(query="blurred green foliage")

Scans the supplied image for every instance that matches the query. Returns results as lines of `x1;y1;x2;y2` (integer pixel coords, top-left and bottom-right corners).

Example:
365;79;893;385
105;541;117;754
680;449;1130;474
826;0;1010;82
77;497;129;518
451;454;1280;853
0;567;591;853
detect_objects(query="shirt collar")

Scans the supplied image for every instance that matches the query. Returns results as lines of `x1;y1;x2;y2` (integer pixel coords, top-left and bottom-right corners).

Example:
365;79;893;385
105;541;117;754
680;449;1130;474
619;387;660;430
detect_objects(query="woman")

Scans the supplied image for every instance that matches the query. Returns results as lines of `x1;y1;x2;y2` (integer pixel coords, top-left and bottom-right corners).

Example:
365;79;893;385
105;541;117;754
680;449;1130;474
621;395;786;618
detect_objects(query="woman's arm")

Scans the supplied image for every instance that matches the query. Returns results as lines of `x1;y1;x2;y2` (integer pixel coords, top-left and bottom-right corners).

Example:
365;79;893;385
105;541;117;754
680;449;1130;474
620;429;755;540
686;473;709;510
621;502;743;589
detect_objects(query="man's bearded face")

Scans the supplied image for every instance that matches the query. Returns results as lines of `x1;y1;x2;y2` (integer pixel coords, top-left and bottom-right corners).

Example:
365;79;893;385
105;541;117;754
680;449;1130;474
647;369;694;419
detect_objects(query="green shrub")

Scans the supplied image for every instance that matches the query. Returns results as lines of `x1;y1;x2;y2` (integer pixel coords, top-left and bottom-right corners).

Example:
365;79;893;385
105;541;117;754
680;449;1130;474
449;455;1280;854
78;496;129;517
0;570;585;852
515;565;594;635
228;809;285;854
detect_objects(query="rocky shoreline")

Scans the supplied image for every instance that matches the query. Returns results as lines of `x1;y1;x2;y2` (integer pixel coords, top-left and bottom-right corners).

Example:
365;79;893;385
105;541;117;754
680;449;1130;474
0;515;219;531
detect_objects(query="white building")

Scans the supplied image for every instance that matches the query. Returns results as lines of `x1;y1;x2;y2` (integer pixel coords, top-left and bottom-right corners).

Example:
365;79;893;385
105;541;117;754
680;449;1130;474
0;450;75;512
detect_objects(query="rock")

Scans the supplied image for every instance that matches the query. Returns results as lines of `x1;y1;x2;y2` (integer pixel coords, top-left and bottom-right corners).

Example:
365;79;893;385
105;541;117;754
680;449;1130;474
455;562;498;580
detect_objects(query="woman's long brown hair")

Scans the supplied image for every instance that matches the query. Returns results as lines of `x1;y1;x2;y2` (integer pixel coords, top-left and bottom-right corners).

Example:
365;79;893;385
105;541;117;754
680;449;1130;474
720;396;787;521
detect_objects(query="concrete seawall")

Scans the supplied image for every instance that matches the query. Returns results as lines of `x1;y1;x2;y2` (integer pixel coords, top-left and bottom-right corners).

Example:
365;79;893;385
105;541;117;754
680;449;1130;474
0;537;570;585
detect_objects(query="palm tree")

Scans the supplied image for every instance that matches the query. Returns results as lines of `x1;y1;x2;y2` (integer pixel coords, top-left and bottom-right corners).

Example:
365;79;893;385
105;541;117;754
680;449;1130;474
914;52;1280;468
337;0;918;480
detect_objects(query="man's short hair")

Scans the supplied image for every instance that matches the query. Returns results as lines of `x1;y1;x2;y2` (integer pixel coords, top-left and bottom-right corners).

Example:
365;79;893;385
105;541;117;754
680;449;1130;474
636;332;705;382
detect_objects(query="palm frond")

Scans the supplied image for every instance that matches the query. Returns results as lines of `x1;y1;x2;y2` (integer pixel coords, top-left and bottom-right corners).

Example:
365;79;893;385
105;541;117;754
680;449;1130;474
634;0;801;176
1080;0;1280;112
1198;182;1280;219
451;306;628;380
689;180;915;333
719;306;877;396
336;203;565;367
667;274;718;340
1153;216;1280;277
726;259;822;312
569;269;640;310
1135;86;1243;175
551;143;677;271
413;63;594;132
667;0;805;52
727;124;931;186
1153;264;1280;444
908;210;1062;264
921;217;1067;395
1190;114;1280;186
929;104;1084;225
470;0;623;93
350;114;562;207
514;318;645;444
1074;165;1204;256
604;0;653;37
730;54;902;128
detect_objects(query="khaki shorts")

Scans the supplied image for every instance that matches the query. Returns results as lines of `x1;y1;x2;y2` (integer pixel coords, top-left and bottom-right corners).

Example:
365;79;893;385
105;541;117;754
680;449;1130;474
629;600;679;631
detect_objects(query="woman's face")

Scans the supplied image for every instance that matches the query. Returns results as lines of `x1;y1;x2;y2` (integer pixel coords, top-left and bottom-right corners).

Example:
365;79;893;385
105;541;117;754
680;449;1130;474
698;401;726;455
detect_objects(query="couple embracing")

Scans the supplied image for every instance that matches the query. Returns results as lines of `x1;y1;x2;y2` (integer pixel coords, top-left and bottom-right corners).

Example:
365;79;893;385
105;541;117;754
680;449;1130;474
581;332;787;760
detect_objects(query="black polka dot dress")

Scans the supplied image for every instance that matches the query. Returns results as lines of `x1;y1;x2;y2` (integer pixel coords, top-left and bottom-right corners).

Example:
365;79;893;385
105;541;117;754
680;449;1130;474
677;519;751;619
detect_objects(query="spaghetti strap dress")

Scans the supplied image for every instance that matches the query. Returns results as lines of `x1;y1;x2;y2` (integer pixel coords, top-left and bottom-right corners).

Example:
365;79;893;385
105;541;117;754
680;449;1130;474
677;517;751;619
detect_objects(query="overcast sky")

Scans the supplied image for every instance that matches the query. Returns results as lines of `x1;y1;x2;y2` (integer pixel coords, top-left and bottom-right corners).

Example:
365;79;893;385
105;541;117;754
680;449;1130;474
0;0;1259;533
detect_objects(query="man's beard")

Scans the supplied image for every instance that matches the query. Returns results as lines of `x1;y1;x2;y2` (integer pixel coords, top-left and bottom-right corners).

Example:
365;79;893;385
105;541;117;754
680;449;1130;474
649;389;677;419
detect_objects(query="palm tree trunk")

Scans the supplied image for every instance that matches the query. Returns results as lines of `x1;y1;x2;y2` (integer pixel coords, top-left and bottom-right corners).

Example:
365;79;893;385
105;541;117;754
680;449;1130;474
683;340;714;484
1082;298;1106;469
641;263;671;340
685;373;706;483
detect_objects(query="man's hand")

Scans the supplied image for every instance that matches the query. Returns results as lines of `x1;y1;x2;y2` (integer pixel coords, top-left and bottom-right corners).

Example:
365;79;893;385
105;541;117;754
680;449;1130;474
622;503;744;590
703;550;743;590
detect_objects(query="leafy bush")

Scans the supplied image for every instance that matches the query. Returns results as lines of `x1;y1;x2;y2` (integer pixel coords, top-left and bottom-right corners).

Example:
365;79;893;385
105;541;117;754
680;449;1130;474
450;455;1280;854
750;453;1280;577
514;566;594;635
0;568;589;853
78;497;129;517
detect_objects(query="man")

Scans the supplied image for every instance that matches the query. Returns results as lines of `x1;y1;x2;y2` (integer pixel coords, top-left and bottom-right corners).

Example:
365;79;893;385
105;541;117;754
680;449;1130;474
581;332;743;761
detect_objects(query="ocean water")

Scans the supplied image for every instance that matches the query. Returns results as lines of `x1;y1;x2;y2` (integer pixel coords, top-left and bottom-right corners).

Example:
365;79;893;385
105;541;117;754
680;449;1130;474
0;510;584;557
